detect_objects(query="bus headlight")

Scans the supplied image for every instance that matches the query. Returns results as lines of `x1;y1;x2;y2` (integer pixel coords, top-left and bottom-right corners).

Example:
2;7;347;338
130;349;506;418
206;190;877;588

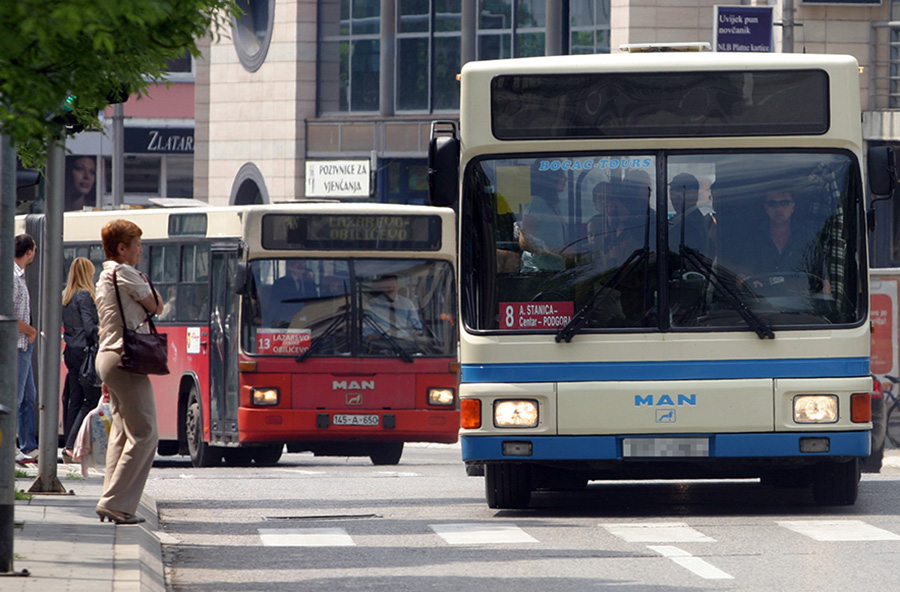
793;395;838;423
428;387;456;406
252;387;280;406
494;400;539;428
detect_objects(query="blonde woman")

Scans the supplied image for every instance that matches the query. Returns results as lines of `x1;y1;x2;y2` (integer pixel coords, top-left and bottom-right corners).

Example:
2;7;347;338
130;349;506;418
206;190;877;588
61;257;101;462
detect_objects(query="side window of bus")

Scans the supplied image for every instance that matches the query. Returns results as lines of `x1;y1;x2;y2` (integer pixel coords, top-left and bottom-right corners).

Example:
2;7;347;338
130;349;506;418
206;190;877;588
178;244;210;322
151;245;179;321
151;243;210;323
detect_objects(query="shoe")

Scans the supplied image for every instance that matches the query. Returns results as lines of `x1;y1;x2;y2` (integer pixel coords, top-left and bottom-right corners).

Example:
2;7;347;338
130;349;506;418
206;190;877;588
22;448;38;459
61;450;75;464
15;450;35;466
96;508;145;525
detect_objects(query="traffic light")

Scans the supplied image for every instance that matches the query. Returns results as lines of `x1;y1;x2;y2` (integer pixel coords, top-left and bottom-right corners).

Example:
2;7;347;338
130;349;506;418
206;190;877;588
50;85;130;134
51;94;85;133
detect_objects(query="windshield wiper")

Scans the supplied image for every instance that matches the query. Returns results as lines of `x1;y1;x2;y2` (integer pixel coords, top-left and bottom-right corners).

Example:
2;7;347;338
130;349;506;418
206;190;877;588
556;246;649;343
295;305;350;362
362;312;414;363
679;246;774;339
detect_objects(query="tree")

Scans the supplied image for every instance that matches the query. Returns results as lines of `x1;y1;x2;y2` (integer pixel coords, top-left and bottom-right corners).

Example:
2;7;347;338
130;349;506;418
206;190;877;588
0;0;236;167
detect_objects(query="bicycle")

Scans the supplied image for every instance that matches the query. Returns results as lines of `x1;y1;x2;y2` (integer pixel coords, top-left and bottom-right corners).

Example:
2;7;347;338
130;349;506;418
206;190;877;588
883;375;900;449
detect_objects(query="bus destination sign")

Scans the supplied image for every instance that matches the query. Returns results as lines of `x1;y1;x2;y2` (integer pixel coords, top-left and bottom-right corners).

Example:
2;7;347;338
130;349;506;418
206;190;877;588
257;329;311;355
500;302;574;330
262;214;442;251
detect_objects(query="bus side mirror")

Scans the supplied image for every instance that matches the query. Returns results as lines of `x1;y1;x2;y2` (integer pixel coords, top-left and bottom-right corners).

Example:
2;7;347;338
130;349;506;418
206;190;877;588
235;262;250;296
428;121;459;208
868;145;896;197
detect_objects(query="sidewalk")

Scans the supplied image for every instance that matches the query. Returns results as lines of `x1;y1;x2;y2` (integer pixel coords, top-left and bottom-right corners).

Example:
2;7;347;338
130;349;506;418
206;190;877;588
6;463;164;592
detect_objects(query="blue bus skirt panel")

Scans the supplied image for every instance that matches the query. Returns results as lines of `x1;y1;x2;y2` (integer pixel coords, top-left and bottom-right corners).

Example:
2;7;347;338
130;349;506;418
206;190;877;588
460;432;871;462
460;357;870;383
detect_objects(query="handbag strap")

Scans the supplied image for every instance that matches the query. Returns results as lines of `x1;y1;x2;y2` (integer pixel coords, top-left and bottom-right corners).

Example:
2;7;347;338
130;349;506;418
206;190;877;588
112;265;159;335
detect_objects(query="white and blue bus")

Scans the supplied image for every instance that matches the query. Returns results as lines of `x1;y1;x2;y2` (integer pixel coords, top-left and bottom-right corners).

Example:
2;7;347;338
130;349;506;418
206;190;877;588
429;46;897;507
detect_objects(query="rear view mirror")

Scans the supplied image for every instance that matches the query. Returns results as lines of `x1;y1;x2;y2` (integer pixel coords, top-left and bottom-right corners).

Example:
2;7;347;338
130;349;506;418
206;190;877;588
235;262;250;296
868;145;896;196
428;121;459;208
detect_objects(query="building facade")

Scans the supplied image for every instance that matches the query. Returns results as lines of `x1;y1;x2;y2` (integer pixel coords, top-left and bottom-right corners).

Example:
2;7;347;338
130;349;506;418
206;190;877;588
195;0;900;265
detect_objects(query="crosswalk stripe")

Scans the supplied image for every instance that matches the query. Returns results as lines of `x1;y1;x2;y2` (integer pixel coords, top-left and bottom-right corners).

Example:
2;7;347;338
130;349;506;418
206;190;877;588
431;523;538;545
778;520;900;541
601;522;716;543
258;528;356;547
647;545;734;580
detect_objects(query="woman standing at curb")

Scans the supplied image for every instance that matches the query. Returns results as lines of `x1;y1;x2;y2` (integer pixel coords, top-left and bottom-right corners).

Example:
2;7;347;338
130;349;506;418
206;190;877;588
94;219;161;525
61;257;102;461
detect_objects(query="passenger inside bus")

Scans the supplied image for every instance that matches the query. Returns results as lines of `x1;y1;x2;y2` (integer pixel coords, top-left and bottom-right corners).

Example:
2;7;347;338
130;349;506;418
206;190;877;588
737;186;831;296
363;274;423;342
518;162;569;272
668;172;716;255
268;260;318;327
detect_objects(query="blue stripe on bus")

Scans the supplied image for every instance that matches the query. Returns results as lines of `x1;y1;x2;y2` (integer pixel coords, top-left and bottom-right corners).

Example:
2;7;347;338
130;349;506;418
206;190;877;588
460;432;871;461
461;357;870;383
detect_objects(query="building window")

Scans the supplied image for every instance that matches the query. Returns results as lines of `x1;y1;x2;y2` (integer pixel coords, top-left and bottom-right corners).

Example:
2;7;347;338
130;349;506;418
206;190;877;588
397;0;461;112
570;0;610;55
101;154;194;202
319;0;382;113
477;0;545;60
232;0;276;73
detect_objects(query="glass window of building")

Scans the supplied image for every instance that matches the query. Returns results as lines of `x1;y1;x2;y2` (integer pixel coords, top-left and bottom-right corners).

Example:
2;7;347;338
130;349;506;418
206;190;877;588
570;0;610;54
319;0;382;113
397;0;462;112
477;0;545;59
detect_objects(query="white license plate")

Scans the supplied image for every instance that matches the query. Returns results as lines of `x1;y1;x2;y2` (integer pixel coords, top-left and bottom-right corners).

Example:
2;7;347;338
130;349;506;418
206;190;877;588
622;437;709;458
333;414;379;426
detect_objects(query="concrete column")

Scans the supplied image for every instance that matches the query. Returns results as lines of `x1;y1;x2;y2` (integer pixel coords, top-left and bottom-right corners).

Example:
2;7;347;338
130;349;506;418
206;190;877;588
462;0;477;65
546;0;563;56
380;0;396;117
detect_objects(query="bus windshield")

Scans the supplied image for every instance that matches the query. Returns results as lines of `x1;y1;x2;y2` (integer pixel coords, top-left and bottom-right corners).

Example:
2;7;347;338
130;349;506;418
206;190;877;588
243;258;456;358
463;151;864;334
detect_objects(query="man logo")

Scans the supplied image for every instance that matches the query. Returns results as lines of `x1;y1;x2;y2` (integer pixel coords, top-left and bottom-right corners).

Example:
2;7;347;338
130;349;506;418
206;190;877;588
333;380;375;390
346;393;363;406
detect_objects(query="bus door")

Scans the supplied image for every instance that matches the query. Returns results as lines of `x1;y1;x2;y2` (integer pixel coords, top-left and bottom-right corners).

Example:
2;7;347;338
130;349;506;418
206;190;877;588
209;246;241;444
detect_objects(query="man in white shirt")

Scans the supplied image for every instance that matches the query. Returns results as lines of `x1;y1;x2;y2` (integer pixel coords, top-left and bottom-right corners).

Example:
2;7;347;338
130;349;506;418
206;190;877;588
14;234;38;459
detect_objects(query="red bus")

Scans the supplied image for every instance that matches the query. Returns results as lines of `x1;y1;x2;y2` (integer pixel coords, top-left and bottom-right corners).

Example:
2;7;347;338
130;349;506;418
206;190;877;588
25;203;458;466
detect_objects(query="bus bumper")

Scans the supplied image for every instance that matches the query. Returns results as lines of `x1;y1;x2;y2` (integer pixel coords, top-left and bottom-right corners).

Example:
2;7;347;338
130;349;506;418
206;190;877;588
461;431;871;462
238;408;460;443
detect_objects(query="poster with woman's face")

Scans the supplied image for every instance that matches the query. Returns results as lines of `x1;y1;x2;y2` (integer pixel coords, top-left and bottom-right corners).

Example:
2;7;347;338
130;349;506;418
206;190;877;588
65;155;97;211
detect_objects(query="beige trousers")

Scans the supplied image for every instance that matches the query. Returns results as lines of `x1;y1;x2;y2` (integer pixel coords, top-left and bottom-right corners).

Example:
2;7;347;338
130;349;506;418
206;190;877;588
95;350;159;515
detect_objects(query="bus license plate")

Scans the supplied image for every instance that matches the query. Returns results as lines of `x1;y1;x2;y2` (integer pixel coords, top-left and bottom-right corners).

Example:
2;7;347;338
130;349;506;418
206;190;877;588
622;437;709;458
333;414;379;426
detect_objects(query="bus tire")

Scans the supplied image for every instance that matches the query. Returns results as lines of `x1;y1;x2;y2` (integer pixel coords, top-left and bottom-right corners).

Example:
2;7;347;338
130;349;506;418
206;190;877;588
369;442;403;466
253;444;284;466
811;459;859;506
485;463;531;509
186;386;221;468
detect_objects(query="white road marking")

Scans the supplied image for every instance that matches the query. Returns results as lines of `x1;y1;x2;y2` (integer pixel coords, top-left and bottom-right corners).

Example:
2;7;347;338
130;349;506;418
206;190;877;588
430;523;538;545
778;520;900;541
647;545;734;580
601;522;716;543
259;528;355;547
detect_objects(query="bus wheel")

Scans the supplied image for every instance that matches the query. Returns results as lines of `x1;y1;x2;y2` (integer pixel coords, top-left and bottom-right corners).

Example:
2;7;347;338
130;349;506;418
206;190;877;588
369;442;403;465
222;448;254;467
253;444;284;466
186;387;221;468
485;463;531;509
811;459;859;506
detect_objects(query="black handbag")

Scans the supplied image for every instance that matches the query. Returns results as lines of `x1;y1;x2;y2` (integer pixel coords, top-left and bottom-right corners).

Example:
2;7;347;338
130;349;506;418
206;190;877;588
113;266;169;375
78;343;102;387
